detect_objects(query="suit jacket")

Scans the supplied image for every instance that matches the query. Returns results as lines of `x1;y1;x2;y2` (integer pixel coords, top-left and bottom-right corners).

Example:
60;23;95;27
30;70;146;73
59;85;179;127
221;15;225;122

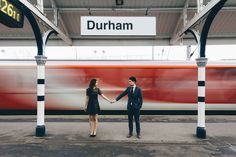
116;86;143;110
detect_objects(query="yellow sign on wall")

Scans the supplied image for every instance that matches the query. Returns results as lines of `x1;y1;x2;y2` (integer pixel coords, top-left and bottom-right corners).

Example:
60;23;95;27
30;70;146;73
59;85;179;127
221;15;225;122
0;0;24;28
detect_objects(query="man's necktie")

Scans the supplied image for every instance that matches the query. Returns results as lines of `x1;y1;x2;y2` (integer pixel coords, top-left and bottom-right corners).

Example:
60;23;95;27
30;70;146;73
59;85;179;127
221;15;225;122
131;87;134;96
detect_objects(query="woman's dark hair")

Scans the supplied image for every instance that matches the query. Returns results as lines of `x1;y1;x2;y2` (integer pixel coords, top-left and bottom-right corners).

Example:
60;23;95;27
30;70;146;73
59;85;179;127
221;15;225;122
89;79;97;89
129;76;136;83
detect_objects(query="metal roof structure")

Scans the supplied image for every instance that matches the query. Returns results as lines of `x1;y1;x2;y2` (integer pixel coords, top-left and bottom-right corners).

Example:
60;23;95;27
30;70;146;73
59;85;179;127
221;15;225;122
0;0;236;46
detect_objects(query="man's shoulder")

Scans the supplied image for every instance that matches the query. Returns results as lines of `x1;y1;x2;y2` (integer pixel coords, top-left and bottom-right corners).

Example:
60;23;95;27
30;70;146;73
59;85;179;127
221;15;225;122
136;86;142;90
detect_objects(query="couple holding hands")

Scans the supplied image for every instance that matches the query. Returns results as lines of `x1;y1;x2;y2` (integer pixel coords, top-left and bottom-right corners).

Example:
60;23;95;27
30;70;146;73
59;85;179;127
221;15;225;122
84;76;143;139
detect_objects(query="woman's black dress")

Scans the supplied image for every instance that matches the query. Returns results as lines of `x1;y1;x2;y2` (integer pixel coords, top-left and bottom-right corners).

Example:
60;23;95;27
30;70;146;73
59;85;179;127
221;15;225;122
86;88;102;115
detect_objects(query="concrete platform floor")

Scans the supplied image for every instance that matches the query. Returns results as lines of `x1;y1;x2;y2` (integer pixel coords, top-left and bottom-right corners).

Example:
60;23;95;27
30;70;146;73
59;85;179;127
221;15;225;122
0;115;236;157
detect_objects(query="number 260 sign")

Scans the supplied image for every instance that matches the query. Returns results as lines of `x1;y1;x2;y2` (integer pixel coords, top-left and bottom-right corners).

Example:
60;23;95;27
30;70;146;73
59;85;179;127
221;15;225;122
0;0;24;28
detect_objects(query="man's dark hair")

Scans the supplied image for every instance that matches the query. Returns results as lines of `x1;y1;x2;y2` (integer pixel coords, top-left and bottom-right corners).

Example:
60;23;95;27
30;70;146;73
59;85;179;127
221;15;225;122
129;76;136;83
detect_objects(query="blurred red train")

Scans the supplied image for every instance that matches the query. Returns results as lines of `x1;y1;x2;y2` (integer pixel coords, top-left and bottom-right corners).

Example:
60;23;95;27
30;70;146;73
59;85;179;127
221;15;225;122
0;60;236;112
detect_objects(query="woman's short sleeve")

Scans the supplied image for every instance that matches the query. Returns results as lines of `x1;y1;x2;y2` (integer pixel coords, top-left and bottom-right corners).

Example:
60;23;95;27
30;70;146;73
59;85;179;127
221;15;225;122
98;88;102;95
86;88;90;96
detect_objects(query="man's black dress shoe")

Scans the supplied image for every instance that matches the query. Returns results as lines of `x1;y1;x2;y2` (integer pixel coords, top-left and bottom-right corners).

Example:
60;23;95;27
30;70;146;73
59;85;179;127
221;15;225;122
126;134;132;138
137;134;141;139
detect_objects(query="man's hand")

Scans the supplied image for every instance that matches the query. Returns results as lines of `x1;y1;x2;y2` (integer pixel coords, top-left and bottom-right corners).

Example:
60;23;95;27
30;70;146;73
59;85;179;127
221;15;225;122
111;99;117;103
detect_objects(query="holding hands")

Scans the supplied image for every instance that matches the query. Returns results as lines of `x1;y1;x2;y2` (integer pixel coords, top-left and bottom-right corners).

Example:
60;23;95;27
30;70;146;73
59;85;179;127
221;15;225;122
108;99;116;104
101;94;116;104
111;99;116;104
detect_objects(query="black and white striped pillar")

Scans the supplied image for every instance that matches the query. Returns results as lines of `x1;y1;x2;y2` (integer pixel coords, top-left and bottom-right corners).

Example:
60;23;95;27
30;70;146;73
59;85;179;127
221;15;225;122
196;57;208;139
35;55;47;137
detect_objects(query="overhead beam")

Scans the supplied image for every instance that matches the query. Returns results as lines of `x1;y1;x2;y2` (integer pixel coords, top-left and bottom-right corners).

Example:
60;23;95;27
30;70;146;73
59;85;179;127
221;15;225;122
18;0;72;45
197;0;204;13
49;0;69;36
37;0;44;13
170;0;226;45
49;0;58;26
43;6;236;13
170;0;190;45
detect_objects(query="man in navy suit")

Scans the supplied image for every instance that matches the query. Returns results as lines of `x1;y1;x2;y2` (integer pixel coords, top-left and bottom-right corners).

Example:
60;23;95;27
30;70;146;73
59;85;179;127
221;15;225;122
113;76;143;139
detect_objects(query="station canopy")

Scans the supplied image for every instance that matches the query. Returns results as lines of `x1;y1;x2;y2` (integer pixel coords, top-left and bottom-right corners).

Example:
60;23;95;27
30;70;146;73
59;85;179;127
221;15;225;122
0;0;236;46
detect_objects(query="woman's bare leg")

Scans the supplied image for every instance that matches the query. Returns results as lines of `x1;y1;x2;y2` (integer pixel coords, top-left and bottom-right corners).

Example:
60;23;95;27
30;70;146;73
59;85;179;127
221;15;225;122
89;115;94;135
93;114;98;135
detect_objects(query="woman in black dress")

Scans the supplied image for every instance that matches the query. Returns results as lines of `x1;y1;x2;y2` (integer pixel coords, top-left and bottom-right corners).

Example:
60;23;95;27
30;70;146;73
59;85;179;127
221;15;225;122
85;79;112;137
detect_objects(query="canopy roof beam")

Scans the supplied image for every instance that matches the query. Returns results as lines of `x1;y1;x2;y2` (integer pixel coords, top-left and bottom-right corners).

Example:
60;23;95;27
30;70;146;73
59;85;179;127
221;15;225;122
43;6;236;13
49;0;69;36
170;0;190;45
49;0;58;26
37;0;44;13
170;0;225;45
18;0;72;45
197;0;204;13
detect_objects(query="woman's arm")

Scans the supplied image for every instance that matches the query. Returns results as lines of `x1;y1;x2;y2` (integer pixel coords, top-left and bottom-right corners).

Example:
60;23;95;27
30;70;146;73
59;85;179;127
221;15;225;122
101;94;112;103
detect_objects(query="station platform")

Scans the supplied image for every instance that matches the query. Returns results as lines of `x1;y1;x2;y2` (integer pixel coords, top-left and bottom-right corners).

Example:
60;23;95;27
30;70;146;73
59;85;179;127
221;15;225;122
0;115;236;157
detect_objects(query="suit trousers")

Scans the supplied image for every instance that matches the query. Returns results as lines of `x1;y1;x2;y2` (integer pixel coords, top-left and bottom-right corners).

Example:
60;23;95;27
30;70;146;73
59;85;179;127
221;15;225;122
127;107;140;135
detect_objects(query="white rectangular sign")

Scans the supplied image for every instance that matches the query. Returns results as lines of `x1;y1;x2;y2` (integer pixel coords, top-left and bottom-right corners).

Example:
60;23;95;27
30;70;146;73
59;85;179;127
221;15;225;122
81;16;156;36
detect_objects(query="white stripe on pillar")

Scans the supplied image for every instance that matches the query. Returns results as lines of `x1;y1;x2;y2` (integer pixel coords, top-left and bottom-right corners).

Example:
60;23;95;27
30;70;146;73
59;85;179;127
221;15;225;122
198;86;205;97
197;102;205;127
37;65;45;79
37;101;45;126
198;67;205;81
38;84;45;96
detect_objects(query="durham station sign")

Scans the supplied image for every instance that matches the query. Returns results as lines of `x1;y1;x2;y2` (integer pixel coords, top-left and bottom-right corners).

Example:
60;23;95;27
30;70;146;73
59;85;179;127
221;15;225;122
81;16;156;36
